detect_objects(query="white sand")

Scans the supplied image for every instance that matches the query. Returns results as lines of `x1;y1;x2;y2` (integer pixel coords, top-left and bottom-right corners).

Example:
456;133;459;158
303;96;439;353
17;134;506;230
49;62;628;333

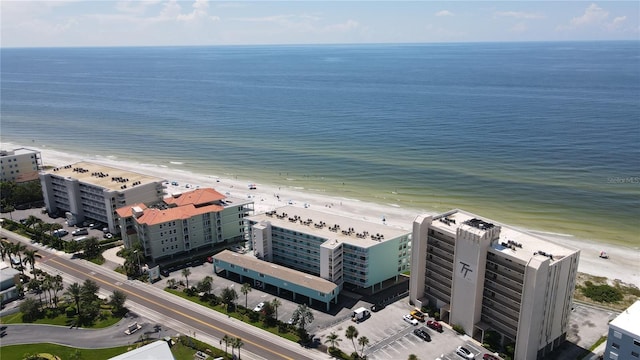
6;142;639;287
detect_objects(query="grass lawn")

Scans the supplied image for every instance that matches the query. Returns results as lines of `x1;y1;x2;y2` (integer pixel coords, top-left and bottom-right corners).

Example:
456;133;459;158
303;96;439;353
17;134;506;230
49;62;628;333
165;289;299;342
0;306;122;328
0;343;131;360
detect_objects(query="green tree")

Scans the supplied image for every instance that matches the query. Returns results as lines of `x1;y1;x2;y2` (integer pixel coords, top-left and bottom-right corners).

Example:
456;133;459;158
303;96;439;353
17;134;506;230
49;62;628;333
181;268;192;288
358;336;370;358
80;279;100;322
65;282;82;315
291;303;314;331
110;290;127;314
0;240;10;263
408;355;419;360
222;334;232;354
197;276;213;295
83;237;101;259
51;274;64;308
166;278;177;289
19;297;40;322
271;298;282;320
241;283;252;309
233;337;244;359
324;331;342;351
345;325;359;354
221;287;238;313
12;242;27;275
22;248;41;275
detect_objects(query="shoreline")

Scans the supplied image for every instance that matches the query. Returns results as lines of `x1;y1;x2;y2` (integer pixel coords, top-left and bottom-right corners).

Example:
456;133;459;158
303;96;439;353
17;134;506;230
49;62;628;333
4;141;639;286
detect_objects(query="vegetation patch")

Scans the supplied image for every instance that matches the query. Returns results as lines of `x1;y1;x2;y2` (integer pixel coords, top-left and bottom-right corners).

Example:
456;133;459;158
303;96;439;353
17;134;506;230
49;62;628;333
574;272;638;310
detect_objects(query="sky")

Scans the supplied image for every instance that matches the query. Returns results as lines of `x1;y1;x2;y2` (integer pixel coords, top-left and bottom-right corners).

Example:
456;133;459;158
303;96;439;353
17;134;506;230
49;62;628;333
1;1;639;47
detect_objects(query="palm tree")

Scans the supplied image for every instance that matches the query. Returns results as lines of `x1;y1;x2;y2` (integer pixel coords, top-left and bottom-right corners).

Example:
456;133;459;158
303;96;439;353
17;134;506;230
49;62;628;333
22;249;41;275
324;331;342;352
13;242;27;275
233;337;244;359
41;274;53;307
201;276;213;295
24;215;41;231
65;282;82;315
51;274;64;308
271;298;282;320
241;283;251;309
110;290;127;314
358;336;370;358
345;325;359;354
222;334;231;354
166;278;177;289
291;303;314;331
408;355;419;360
0;241;9;263
181;268;191;288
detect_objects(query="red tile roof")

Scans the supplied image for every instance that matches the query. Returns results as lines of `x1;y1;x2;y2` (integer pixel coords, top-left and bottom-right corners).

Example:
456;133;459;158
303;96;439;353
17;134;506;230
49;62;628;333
164;188;226;207
134;203;224;226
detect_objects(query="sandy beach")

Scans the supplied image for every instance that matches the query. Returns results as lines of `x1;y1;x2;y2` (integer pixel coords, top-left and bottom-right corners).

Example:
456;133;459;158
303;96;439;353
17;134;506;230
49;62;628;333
5;142;638;287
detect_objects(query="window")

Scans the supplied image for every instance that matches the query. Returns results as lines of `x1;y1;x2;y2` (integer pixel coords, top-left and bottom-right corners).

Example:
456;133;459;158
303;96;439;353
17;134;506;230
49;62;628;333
609;352;618;360
612;343;620;349
632;352;639;358
635;340;640;347
614;331;622;339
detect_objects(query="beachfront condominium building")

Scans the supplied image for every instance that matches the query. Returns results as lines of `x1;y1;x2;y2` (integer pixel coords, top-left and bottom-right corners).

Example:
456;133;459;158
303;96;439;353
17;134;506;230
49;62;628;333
40;162;166;233
604;300;640;360
409;209;580;360
0;148;42;183
247;205;411;294
116;188;253;262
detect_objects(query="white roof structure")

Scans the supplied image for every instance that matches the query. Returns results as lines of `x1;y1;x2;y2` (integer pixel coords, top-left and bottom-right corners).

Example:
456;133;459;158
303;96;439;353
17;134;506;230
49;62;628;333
109;340;174;360
610;300;640;337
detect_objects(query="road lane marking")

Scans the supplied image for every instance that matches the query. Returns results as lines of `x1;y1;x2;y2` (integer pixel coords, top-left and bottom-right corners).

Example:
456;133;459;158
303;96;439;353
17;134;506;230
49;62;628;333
50;258;294;360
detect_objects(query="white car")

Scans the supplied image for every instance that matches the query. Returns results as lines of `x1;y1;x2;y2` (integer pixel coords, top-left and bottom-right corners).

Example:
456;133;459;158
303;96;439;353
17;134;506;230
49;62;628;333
253;302;265;312
403;314;419;326
456;346;475;359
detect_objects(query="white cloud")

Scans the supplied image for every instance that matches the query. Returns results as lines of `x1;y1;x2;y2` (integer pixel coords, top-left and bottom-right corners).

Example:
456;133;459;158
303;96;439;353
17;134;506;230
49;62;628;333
570;3;609;27
607;15;627;30
494;11;544;20
323;19;359;32
435;10;453;17
510;22;528;33
116;1;161;15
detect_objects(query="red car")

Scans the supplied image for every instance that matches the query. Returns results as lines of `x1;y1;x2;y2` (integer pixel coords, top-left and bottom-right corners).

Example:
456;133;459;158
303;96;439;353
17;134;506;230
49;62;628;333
483;354;500;360
426;320;443;332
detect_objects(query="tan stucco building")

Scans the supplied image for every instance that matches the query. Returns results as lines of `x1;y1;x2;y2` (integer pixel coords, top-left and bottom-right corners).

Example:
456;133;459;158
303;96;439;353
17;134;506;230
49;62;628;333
409;209;580;360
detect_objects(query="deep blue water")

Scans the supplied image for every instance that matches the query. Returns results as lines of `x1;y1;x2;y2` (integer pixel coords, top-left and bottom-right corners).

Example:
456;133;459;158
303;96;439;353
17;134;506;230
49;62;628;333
1;42;639;244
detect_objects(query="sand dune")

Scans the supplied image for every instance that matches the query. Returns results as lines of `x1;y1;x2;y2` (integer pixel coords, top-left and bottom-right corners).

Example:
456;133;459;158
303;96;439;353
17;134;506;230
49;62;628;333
6;142;638;287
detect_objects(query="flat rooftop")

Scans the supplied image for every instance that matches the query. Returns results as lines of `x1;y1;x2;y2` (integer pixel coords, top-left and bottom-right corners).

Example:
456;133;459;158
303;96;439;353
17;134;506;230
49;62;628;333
430;209;578;263
0;147;39;156
610;300;640;336
45;161;166;192
214;250;338;294
248;205;410;248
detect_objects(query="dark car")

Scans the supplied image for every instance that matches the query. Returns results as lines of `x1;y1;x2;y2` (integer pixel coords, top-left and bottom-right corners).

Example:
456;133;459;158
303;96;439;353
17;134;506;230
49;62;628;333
483;354;500;360
413;328;431;341
161;269;170;277
427;320;443;332
370;303;385;312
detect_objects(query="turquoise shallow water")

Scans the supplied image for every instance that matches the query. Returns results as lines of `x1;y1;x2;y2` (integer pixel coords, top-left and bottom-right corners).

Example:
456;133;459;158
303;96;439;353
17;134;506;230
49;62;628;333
1;42;639;246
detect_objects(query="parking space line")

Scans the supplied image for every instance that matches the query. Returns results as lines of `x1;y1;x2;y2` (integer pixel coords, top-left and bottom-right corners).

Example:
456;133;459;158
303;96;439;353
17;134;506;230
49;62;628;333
467;343;483;353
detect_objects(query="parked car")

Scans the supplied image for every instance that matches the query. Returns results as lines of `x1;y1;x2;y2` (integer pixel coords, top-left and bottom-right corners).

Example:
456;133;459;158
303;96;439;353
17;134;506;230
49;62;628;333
410;309;426;322
72;228;88;236
53;229;69;237
103;232;113;239
370;303;385;312
427;319;443;332
413;328;431;341
161;269;170;277
483;354;500;360
456;346;475;359
403;314;419;326
253;302;265;312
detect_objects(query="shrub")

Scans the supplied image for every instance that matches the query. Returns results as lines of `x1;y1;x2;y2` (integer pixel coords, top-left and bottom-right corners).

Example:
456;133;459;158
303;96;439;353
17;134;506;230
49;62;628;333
581;283;623;303
66;306;77;317
452;324;466;335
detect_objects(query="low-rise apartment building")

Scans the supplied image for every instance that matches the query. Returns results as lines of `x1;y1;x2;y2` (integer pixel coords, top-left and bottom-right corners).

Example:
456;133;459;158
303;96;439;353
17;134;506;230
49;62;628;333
0;148;42;183
40;162;166;233
604;300;640;360
410;209;580;360
247;205;411;294
116;188;253;262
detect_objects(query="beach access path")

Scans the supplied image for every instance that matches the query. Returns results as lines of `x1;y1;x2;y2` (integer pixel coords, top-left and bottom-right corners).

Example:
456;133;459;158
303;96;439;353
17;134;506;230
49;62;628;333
8;142;638;287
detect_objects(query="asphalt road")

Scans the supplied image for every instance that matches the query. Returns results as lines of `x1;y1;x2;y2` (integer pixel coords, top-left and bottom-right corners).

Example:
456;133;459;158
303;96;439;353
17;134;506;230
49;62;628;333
0;229;323;360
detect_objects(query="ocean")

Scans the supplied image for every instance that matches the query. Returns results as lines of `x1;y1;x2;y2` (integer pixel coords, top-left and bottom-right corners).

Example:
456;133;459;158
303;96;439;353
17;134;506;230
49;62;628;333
1;42;639;246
